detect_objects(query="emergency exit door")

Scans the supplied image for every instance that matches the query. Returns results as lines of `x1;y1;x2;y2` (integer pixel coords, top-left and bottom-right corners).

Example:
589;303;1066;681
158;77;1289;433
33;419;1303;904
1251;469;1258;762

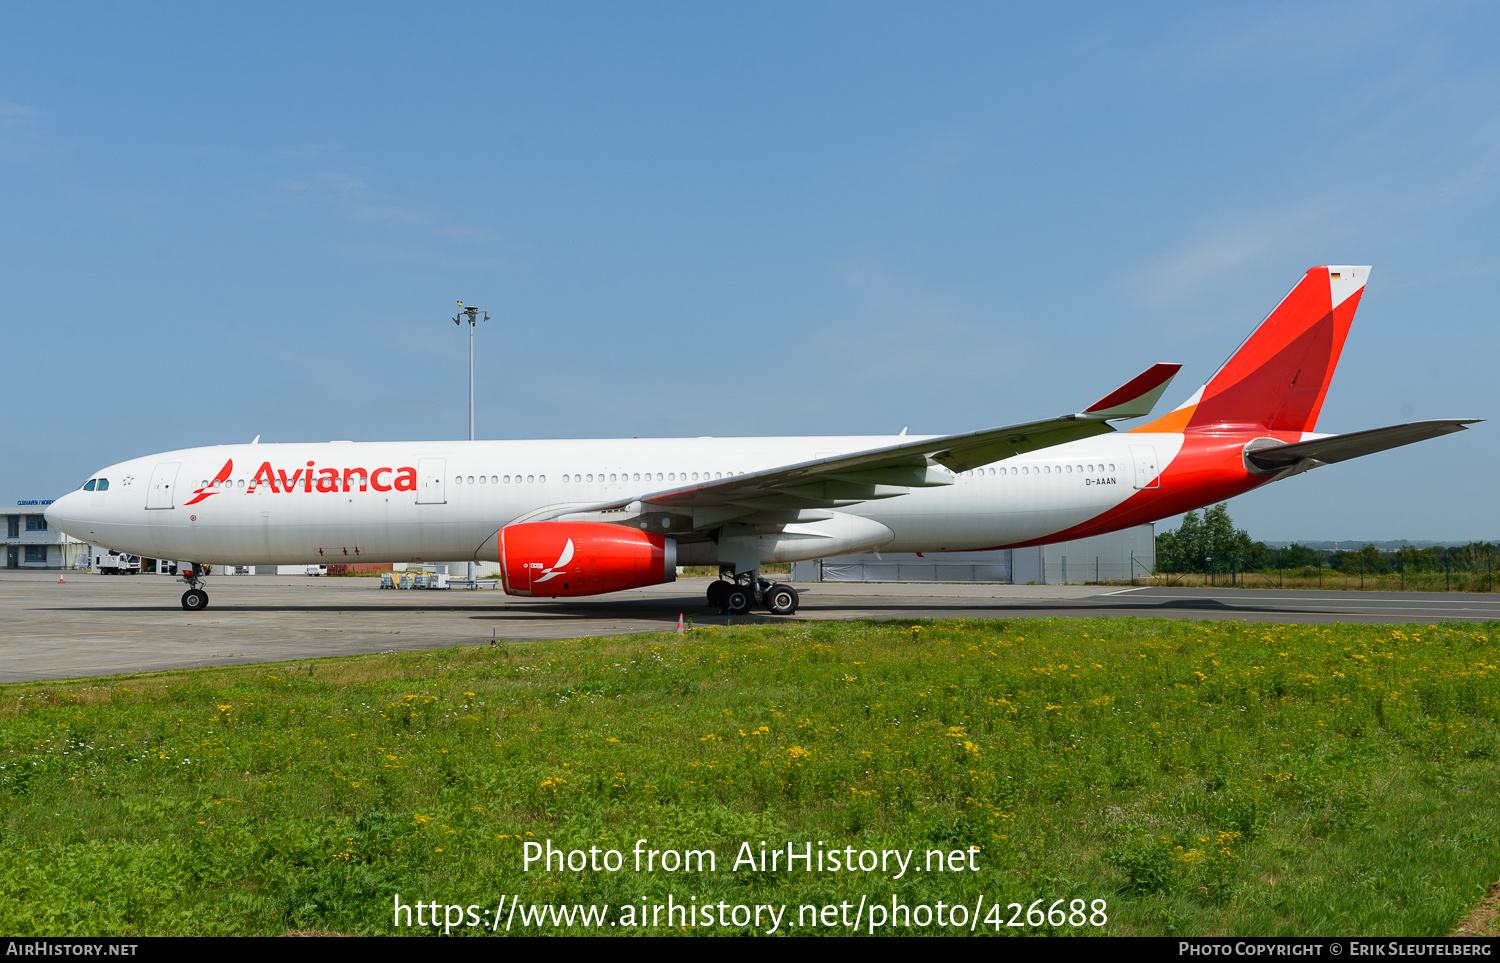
1130;445;1161;490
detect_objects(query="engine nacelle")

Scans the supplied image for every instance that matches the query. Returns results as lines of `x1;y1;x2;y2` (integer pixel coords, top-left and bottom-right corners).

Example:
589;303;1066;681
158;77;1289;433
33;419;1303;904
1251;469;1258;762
499;522;676;597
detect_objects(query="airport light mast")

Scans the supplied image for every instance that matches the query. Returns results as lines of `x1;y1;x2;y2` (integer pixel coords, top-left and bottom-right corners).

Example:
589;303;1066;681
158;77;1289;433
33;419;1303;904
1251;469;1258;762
453;302;489;588
454;303;488;443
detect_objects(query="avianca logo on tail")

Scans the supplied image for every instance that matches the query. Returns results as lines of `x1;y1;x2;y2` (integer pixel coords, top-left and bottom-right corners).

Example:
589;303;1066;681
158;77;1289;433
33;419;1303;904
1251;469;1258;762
531;539;575;584
240;461;419;494
183;459;234;506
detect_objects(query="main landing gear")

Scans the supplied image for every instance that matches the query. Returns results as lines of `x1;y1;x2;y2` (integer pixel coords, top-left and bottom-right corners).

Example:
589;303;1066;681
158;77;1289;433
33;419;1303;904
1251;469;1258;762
706;573;798;616
180;564;209;611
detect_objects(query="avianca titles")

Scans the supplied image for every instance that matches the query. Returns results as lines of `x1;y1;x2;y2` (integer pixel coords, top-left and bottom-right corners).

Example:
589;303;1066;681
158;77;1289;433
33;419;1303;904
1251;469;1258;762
46;266;1479;613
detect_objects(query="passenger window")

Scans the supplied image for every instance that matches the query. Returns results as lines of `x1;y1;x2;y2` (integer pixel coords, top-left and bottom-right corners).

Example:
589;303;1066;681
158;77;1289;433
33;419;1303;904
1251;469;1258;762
527;475;535;483
538;475;545;483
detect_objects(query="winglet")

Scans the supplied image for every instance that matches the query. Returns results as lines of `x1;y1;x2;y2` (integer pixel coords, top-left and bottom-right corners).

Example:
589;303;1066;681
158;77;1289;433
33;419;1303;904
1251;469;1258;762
1083;363;1183;420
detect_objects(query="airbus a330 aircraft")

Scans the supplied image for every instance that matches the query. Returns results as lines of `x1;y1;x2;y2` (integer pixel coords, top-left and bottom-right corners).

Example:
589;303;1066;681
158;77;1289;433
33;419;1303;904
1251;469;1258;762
46;265;1477;614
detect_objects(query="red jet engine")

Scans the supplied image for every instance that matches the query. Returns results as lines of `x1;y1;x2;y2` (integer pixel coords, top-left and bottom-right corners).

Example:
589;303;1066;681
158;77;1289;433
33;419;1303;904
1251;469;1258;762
499;522;677;597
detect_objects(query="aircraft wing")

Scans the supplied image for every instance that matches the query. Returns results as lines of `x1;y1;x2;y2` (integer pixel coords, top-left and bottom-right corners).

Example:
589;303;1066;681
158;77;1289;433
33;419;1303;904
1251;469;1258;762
1246;419;1481;474
543;363;1181;526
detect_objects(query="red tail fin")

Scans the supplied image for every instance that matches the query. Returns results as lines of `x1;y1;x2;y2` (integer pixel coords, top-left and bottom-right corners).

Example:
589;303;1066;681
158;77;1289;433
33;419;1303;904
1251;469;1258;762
1136;266;1369;435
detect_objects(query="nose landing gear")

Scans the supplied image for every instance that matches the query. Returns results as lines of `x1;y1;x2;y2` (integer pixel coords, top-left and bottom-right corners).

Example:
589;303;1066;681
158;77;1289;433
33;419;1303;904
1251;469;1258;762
179;564;209;611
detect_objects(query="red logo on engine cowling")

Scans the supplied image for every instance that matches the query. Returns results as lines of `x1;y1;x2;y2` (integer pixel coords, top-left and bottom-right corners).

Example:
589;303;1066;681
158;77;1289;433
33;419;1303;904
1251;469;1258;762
500;522;673;598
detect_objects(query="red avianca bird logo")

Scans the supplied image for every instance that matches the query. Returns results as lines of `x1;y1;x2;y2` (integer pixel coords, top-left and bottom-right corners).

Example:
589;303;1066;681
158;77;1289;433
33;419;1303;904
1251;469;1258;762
183;459;234;506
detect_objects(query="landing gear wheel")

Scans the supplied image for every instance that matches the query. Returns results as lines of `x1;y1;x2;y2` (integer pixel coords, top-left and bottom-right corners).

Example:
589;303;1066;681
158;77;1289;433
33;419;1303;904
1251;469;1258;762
706;580;729;607
764;583;798;615
181;588;208;611
724;586;752;615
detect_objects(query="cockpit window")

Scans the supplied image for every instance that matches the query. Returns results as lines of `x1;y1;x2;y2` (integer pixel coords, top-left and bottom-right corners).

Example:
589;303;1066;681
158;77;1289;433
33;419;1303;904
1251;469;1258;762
96;479;109;491
83;480;96;491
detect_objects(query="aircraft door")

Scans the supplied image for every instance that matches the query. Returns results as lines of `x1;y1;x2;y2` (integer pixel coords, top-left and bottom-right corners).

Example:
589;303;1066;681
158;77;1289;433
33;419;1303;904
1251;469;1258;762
146;462;181;509
417;458;446;504
1129;445;1161;490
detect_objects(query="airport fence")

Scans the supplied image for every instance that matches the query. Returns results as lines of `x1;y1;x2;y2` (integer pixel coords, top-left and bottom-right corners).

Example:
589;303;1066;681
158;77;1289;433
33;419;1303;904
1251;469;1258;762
1153;547;1499;593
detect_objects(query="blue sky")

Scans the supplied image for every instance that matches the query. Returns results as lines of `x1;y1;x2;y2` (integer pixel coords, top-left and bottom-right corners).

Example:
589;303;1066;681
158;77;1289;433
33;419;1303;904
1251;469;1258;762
3;3;1496;541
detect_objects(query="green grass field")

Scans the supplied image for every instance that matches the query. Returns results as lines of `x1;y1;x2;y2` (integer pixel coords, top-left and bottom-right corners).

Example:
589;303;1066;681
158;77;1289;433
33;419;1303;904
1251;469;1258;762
1;617;1497;936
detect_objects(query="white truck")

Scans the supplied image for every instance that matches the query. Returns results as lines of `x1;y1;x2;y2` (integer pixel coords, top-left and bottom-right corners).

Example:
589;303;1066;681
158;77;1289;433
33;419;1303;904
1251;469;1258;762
94;550;141;575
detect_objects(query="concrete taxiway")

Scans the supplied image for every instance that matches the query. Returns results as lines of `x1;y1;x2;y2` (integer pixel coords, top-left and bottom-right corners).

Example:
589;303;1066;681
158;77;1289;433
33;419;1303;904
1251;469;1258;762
1;571;1497;684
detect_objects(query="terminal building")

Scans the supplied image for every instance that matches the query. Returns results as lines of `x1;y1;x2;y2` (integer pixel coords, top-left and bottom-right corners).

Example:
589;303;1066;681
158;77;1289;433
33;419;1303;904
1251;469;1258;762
4;502;88;570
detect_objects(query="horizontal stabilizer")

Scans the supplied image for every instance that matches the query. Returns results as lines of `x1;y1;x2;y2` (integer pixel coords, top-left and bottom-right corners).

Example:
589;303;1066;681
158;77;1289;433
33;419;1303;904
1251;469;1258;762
1245;419;1481;474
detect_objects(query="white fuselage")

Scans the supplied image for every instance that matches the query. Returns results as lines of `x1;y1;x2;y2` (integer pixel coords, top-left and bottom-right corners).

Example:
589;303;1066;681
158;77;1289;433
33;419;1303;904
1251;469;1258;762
44;433;1185;567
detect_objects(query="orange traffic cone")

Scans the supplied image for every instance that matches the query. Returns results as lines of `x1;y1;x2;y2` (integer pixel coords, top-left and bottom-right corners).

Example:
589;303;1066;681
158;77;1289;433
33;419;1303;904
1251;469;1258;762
676;613;685;634
58;572;65;583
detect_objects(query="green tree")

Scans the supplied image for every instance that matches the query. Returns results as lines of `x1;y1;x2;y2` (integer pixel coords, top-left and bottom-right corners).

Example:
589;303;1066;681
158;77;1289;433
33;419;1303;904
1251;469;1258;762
1203;504;1237;559
1453;541;1496;574
1331;545;1390;575
1156;503;1271;574
1158;509;1207;572
1360;544;1391;575
1395;544;1440;573
1279;543;1319;569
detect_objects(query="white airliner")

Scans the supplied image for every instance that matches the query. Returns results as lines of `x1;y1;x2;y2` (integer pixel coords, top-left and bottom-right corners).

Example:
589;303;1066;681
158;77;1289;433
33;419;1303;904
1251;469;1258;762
46;266;1477;614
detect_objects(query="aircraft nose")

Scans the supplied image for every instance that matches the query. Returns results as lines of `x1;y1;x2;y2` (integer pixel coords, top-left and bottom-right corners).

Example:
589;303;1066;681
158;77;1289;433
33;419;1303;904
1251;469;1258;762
44;491;87;537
